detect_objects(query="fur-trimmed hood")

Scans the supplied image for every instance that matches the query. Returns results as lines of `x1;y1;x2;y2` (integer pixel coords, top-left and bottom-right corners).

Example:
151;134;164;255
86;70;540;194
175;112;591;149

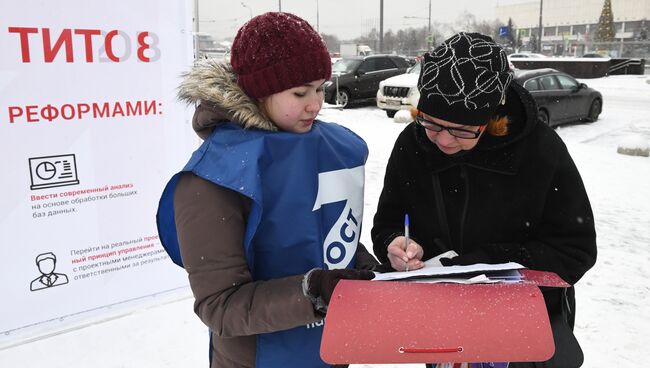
178;59;276;139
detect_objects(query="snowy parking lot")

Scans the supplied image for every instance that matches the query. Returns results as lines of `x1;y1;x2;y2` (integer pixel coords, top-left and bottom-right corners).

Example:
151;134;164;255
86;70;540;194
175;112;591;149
1;75;649;368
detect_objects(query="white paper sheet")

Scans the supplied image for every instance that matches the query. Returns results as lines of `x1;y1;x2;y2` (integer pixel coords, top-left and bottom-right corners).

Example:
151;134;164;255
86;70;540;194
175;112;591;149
372;261;525;281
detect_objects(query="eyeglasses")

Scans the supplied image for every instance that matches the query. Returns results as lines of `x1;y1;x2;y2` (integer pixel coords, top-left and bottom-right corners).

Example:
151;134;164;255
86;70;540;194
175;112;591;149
415;115;485;139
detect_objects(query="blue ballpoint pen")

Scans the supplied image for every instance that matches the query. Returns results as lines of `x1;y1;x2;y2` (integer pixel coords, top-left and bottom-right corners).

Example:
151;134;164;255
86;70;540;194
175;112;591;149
404;214;410;272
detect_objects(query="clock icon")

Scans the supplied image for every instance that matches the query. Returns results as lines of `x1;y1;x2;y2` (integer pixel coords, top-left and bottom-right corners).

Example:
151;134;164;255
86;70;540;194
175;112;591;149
29;154;79;190
35;161;57;180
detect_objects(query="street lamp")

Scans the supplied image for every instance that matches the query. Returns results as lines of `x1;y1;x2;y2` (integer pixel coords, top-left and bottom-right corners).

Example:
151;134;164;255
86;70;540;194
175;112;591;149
193;0;199;60
405;0;431;33
241;2;252;20
427;0;431;35
537;0;543;53
380;0;384;53
404;15;433;47
316;0;320;33
404;15;429;29
404;0;432;48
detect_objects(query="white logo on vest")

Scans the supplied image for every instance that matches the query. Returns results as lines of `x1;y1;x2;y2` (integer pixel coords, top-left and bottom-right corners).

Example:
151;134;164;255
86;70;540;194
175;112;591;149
312;165;365;270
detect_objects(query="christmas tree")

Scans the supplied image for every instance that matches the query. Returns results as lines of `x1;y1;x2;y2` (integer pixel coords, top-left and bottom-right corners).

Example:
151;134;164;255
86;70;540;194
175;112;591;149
595;0;616;42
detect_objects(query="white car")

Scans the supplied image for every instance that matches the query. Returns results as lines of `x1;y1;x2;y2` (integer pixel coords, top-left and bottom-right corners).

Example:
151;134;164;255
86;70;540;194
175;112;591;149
376;59;518;118
376;62;421;118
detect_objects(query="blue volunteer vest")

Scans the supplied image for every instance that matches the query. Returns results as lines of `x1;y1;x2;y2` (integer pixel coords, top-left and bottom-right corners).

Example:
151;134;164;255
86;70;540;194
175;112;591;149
157;121;367;367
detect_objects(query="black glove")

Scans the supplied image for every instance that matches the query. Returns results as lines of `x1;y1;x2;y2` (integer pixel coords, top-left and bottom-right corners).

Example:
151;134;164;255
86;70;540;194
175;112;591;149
440;250;493;266
304;268;375;305
372;263;396;273
439;257;456;266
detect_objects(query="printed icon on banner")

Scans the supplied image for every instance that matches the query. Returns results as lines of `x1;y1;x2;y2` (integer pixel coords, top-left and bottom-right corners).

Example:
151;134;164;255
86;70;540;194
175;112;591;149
30;252;69;292
28;154;80;190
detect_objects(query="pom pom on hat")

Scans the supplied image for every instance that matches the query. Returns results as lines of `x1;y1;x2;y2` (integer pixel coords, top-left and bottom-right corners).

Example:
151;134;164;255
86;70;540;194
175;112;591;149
230;12;332;99
417;32;513;126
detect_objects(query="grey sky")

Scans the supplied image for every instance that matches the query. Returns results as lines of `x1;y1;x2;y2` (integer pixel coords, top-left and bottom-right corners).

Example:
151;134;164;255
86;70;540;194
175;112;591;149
197;0;530;41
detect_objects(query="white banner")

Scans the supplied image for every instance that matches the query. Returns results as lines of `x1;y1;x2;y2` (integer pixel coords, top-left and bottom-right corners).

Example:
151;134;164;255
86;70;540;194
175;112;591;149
0;0;195;343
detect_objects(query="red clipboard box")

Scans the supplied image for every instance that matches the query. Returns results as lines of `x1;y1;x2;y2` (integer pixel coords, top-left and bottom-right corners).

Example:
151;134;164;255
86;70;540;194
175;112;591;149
321;279;556;364
518;269;570;288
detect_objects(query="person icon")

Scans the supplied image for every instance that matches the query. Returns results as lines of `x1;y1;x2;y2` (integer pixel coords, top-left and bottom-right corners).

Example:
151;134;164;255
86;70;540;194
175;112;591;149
30;252;69;291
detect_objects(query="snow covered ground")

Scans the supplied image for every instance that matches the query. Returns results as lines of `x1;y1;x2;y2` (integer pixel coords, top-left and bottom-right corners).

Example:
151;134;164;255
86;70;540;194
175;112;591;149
1;75;649;367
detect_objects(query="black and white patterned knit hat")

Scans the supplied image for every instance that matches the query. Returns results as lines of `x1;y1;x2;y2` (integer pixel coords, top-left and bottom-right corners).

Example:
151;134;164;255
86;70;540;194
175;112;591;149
417;32;513;126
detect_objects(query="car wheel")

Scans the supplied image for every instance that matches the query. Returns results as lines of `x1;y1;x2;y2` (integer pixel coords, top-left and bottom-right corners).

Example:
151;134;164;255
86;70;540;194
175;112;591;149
335;90;350;108
386;110;397;118
537;109;550;126
587;99;601;122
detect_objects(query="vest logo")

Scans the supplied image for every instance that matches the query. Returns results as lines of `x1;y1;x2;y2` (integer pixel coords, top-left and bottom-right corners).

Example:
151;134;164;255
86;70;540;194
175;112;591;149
306;319;325;329
312;166;365;270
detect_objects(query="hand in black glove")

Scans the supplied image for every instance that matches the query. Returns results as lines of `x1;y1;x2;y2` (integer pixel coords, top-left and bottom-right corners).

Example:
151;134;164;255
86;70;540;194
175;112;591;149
304;268;375;305
439;257;456;266
372;263;396;273
440;250;493;266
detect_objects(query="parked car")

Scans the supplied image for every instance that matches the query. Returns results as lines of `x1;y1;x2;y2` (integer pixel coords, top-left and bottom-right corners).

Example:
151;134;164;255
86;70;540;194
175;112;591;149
582;52;610;58
324;55;410;108
377;59;517;118
376;62;421;117
330;57;342;65
514;68;603;126
508;52;548;59
402;56;418;66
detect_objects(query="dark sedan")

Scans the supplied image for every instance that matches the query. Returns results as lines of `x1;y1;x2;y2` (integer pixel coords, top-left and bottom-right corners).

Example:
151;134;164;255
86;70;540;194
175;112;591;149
514;68;603;127
324;55;410;108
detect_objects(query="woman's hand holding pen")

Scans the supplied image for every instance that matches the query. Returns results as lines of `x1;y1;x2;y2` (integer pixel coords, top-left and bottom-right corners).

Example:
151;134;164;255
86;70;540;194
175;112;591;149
386;236;424;272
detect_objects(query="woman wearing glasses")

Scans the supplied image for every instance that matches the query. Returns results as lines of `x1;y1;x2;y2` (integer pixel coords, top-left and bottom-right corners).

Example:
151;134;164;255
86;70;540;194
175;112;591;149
371;33;596;367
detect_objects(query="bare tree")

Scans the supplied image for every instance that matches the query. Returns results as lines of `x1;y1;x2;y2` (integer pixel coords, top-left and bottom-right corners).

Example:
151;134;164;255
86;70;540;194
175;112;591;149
474;19;502;40
529;34;539;52
638;19;648;40
349;12;509;55
355;28;379;52
383;30;397;52
320;33;340;54
453;10;477;33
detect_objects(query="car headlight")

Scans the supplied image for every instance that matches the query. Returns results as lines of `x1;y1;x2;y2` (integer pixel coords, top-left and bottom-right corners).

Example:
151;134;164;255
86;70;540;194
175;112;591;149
408;89;420;107
324;81;333;88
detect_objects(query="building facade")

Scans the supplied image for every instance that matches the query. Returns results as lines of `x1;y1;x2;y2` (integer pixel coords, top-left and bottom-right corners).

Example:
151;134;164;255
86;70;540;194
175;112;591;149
497;0;650;56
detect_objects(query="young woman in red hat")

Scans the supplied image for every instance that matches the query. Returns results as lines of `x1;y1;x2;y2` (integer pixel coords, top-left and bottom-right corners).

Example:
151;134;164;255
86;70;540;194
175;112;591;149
157;12;377;368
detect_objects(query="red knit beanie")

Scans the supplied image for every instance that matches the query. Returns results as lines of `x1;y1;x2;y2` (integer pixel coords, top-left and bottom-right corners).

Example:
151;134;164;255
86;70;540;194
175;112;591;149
231;12;332;99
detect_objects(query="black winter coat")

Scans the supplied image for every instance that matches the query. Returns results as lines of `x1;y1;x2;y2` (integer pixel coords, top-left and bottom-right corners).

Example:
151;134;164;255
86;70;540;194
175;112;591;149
371;82;597;366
